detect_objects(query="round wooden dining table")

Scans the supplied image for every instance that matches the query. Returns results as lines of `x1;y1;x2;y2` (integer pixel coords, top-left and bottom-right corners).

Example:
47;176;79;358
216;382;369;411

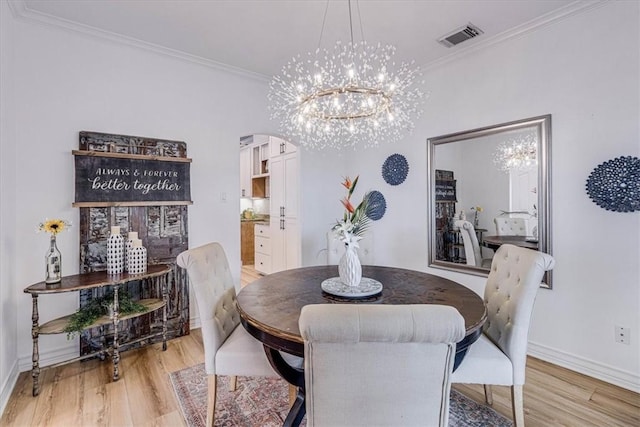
483;235;539;251
237;265;487;427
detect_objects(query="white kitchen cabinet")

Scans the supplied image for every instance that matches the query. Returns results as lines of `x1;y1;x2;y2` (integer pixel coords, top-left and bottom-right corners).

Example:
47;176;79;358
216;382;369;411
269;136;297;158
240;146;252;198
269;149;300;273
252;139;270;177
254;223;271;274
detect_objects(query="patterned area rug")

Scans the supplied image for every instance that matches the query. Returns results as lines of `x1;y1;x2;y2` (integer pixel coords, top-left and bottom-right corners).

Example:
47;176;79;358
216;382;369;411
170;363;512;427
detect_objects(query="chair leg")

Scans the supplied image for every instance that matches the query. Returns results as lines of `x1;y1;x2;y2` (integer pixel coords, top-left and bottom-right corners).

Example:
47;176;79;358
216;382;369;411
288;384;297;407
206;375;217;427
483;384;494;405
511;385;525;427
228;375;238;391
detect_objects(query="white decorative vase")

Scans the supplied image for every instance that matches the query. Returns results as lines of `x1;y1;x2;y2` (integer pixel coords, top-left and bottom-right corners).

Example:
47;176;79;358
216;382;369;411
107;226;124;275
338;244;362;287
127;239;147;274
124;231;138;272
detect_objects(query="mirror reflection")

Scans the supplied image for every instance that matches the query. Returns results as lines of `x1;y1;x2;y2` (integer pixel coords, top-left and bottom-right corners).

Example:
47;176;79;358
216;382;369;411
427;115;552;288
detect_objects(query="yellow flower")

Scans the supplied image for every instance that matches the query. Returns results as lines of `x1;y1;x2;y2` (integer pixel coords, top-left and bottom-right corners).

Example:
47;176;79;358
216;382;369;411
38;218;71;235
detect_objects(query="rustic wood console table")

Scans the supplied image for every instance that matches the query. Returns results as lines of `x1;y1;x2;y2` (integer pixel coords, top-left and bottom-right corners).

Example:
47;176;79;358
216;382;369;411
23;264;171;396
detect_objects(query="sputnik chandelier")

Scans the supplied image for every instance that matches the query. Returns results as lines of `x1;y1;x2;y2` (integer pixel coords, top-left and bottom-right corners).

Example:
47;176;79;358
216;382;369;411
268;0;425;150
493;132;538;172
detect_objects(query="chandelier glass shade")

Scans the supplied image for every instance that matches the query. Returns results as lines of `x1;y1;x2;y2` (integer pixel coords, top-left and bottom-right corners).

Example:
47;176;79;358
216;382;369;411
268;40;424;150
493;133;538;172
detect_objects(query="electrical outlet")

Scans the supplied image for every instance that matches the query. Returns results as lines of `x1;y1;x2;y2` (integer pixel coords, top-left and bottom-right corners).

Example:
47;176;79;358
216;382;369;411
615;326;630;345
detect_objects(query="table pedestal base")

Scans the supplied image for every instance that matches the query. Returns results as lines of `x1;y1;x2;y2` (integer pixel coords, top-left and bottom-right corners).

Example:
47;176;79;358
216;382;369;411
264;346;306;427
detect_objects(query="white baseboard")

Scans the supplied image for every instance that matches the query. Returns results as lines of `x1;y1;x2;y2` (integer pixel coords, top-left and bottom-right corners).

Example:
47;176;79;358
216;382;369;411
528;341;640;393
17;343;79;373
190;315;201;330
0;359;19;417
5;344;88;416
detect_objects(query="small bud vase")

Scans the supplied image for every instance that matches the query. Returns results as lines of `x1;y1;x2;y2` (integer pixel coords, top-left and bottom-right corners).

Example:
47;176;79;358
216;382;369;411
338;244;362;287
45;235;62;284
107;226;124;275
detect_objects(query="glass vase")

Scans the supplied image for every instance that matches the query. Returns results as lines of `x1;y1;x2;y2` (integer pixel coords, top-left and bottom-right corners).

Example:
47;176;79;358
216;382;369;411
45;235;62;284
338;244;362;287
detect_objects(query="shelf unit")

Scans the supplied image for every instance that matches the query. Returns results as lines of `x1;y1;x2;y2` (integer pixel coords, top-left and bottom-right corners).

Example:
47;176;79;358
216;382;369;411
23;264;171;397
435;170;458;262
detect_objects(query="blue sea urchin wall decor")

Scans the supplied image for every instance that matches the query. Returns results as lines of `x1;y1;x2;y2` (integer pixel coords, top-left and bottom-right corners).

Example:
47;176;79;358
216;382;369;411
365;191;387;221
382;154;409;186
585;156;639;212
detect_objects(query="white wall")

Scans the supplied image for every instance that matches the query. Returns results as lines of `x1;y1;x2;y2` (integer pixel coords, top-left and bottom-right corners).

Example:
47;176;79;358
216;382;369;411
0;0;19;412
1;1;638;410
4;4;284;384
350;1;639;390
434;135;511;232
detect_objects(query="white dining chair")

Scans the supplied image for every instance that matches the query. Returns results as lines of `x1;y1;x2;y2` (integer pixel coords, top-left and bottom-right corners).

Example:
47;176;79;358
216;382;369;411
454;220;492;268
452;244;555;426
176;242;281;426
494;217;531;236
300;304;465;427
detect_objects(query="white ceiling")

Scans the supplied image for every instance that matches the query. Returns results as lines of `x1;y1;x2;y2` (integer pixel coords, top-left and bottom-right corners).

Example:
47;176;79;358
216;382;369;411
19;0;588;78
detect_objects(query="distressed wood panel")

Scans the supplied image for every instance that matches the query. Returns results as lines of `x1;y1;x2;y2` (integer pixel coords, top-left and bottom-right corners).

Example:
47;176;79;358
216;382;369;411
78;131;190;356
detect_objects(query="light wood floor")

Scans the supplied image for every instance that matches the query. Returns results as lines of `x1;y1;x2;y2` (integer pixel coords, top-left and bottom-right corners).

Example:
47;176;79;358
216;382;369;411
2;266;638;426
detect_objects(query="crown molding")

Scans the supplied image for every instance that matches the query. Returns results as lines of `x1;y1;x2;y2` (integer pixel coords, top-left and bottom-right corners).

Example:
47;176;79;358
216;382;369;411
421;0;608;72
8;0;608;81
6;0;269;82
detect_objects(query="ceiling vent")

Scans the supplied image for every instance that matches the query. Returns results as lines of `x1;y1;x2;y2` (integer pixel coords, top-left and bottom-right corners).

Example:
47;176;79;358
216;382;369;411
437;23;484;48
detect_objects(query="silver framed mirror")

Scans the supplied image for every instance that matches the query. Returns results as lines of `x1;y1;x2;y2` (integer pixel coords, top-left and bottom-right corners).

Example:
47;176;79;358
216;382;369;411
427;115;552;288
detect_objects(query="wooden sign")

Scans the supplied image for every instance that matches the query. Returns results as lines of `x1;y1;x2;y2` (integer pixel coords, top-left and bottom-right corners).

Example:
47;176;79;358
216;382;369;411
73;150;192;207
435;179;457;202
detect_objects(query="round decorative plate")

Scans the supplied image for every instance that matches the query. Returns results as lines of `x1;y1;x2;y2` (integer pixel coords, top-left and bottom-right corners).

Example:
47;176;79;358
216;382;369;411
585;156;639;212
382;154;409;186
365;190;387;221
321;277;383;298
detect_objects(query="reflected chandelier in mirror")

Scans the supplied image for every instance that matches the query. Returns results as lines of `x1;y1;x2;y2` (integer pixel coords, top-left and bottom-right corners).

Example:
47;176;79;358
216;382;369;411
427;115;552;288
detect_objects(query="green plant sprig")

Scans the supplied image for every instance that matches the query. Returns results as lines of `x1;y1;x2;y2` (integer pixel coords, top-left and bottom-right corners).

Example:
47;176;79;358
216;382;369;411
64;291;147;339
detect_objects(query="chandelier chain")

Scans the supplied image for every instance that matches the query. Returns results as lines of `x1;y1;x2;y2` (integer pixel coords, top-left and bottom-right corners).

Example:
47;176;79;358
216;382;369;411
356;0;365;43
348;0;354;46
317;0;330;51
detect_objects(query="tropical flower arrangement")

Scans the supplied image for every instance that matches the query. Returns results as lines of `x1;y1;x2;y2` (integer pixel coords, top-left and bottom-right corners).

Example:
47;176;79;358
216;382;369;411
37;218;72;235
332;175;372;248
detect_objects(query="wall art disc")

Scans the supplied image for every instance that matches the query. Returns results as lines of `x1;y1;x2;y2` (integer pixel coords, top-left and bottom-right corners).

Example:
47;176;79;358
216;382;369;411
585;156;639;212
382;154;409;186
365;190;387;221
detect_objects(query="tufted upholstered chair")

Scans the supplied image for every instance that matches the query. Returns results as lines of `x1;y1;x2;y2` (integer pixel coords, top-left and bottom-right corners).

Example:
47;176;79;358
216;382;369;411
494;217;530;236
452;244;555;427
454;220;492;268
300;304;465;427
176;242;279;426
